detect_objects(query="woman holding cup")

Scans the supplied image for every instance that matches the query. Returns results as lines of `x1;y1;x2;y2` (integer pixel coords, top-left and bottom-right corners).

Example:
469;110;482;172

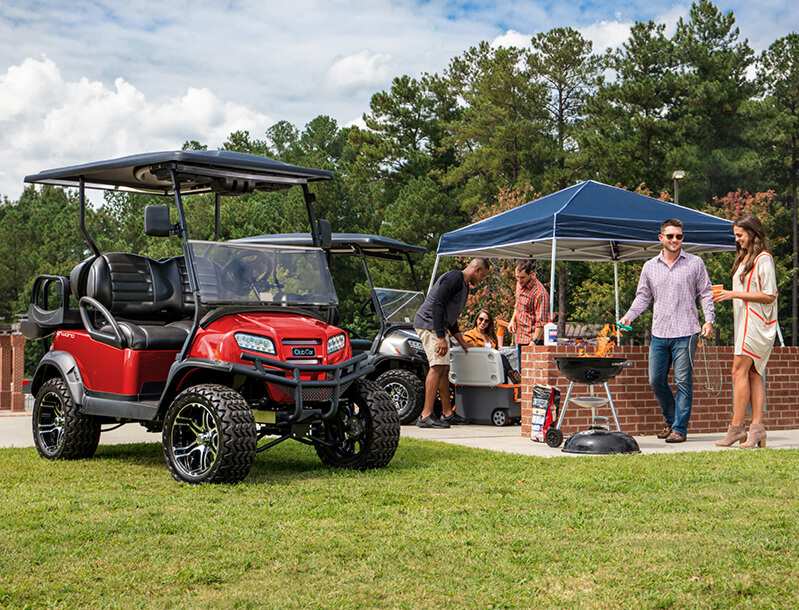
713;215;778;448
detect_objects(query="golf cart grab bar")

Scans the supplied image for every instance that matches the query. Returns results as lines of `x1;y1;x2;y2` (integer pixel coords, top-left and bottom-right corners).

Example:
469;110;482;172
79;296;126;348
241;351;370;373
238;351;373;422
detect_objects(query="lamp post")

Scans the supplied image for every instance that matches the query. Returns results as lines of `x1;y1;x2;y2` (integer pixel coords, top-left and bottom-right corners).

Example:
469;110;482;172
672;170;686;204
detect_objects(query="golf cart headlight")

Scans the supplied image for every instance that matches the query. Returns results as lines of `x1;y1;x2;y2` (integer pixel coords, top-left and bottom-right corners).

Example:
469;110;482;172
327;334;346;354
408;339;424;353
235;333;276;355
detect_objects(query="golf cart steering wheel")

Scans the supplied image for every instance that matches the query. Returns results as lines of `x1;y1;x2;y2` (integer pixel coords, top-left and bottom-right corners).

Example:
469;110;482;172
359;298;376;317
220;251;274;297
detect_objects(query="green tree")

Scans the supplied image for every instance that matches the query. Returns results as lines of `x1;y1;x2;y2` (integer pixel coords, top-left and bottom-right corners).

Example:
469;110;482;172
443;41;550;212
670;0;757;201
579;21;679;192
758;33;799;343
527;27;603;190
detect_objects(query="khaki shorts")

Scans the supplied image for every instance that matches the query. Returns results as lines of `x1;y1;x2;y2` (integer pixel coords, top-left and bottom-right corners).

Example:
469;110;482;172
415;328;451;367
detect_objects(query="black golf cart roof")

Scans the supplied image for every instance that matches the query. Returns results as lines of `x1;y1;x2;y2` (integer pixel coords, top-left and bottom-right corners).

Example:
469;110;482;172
234;233;426;259
24;150;333;195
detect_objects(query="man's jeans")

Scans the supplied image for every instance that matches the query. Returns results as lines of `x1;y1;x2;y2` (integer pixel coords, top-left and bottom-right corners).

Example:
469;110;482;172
648;334;698;435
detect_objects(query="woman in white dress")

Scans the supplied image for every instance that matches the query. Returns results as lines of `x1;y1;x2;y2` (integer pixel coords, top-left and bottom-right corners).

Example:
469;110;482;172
713;216;778;448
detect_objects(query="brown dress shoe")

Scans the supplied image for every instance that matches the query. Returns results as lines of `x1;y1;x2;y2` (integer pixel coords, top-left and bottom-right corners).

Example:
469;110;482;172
656;425;672;439
665;431;686;443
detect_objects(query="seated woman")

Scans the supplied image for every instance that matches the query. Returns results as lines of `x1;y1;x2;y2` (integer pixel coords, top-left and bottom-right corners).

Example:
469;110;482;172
463;309;498;348
463;310;520;383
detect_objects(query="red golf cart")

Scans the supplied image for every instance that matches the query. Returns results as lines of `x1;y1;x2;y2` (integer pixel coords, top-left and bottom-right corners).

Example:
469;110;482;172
20;150;400;483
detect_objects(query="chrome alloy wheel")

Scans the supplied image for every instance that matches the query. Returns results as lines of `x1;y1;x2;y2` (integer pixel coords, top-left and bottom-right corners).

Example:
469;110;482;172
36;391;65;454
383;381;409;413
170;402;220;479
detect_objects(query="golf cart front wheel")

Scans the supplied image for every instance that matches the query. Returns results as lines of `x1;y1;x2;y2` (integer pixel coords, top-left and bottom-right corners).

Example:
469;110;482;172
162;384;256;484
375;368;424;424
315;379;400;470
545;427;564;448
32;376;100;460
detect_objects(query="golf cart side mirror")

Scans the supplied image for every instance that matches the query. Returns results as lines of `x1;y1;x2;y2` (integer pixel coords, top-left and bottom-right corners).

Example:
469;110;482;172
318;218;332;250
144;205;172;237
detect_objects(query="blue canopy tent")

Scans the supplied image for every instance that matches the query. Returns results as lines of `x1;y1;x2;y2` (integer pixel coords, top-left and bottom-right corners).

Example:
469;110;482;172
432;180;743;336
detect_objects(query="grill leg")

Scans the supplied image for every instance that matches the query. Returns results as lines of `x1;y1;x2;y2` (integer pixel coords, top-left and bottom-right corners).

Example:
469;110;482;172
556;381;574;430
604;382;621;431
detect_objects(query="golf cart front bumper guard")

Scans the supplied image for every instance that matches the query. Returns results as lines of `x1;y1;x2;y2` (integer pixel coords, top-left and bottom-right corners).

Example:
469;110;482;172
234;351;373;423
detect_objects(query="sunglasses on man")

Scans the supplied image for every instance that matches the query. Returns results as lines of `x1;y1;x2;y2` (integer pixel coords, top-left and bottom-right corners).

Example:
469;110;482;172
663;233;684;241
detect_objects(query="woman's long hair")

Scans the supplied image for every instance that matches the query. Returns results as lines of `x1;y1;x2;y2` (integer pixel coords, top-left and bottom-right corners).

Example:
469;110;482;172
473;309;498;346
732;215;769;284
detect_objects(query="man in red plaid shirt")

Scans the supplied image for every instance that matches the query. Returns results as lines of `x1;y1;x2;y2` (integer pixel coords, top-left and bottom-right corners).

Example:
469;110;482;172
508;260;549;366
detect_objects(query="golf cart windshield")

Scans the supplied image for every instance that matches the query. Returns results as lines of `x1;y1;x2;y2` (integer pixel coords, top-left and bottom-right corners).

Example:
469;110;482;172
374;288;424;324
189;241;338;306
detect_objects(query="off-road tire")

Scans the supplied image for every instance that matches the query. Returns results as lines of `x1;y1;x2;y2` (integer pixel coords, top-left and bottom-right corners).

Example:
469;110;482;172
32;377;101;460
162;384;256;484
375;368;424;424
315;379;400;470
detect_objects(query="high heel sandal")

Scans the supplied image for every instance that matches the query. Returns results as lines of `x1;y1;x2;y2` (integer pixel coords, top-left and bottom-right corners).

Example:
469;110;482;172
740;424;767;448
714;424;747;447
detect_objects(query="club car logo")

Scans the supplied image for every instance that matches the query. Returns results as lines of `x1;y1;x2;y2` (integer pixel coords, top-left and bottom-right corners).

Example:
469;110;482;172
292;347;315;357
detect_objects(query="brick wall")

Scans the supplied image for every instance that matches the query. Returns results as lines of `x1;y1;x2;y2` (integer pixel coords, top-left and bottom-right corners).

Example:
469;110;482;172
520;344;799;437
0;332;26;412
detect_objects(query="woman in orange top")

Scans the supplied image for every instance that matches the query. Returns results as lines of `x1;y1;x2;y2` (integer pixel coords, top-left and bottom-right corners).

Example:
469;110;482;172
462;310;521;383
462;310;498;348
713;215;778;448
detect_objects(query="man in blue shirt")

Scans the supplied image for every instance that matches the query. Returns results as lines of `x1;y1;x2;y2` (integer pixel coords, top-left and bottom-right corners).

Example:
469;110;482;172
414;258;490;428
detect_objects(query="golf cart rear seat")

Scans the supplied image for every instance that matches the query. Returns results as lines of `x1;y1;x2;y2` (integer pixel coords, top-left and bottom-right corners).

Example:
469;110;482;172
80;252;195;350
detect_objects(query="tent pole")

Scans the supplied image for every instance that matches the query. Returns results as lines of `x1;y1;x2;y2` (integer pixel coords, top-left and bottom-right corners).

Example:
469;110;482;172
613;261;620;344
427;255;441;295
549;238;556;318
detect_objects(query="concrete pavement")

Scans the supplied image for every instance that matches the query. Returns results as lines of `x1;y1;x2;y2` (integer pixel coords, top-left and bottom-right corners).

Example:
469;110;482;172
3;412;799;455
402;424;799;456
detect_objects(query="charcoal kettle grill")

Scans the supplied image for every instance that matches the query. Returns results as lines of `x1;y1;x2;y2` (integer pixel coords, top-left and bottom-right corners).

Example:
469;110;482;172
545;356;640;454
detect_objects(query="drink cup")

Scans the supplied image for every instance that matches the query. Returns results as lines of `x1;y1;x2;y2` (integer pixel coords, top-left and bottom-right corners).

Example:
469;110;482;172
712;284;723;296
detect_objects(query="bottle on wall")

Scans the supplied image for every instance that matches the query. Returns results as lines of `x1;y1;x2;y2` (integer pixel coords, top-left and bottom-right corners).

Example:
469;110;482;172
543;322;558;346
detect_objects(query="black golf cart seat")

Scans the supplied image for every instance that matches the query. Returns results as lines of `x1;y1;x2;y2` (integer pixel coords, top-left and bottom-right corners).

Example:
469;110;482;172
79;252;195;350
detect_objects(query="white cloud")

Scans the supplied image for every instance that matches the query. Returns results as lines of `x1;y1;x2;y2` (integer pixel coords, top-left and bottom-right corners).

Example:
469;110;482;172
326;51;393;92
0;57;272;199
657;6;688;36
492;22;632;55
0;0;796;199
492;29;530;49
344;115;368;130
579;20;633;52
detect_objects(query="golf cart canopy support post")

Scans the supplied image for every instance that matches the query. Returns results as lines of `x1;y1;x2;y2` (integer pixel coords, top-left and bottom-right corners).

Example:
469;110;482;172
214;192;221;240
170;169;203;362
78;177;100;257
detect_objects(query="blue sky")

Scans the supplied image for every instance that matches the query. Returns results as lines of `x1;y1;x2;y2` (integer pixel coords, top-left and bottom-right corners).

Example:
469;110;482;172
1;0;797;199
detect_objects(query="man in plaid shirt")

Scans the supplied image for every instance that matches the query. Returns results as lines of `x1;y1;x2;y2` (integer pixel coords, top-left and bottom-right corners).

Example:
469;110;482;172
509;260;549;366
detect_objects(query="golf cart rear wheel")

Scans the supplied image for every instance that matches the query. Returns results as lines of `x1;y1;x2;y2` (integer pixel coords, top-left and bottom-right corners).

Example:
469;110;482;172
375;369;424;424
315;379;400;470
491;408;508;427
32;377;100;460
162;384;256;484
545;427;564;448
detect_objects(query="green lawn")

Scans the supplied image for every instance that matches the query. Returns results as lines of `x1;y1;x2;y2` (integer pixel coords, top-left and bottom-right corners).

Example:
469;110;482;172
1;439;798;609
